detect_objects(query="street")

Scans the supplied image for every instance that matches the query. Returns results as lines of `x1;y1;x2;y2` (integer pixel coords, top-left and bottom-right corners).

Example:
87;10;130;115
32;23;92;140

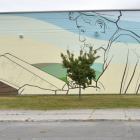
0;121;140;140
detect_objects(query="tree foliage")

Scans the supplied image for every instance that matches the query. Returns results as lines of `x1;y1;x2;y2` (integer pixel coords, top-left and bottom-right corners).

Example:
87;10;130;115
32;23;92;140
61;47;100;89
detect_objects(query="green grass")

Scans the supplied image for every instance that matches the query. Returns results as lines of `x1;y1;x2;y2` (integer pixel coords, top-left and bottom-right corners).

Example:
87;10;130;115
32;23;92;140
0;95;140;110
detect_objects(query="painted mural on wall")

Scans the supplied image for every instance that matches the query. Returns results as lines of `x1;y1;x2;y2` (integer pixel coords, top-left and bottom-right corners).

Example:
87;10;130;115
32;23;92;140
0;11;140;94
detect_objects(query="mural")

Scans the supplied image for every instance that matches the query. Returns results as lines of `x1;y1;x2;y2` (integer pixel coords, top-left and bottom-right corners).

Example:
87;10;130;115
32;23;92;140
0;11;140;94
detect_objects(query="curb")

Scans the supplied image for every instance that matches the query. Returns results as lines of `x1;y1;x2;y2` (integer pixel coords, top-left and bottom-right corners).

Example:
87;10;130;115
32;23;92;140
0;118;139;122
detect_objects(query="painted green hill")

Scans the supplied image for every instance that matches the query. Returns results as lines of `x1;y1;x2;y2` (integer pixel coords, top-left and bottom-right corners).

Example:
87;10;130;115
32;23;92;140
32;63;103;84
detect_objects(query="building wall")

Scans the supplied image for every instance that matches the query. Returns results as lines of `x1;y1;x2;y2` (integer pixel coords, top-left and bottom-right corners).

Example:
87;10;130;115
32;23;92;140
0;11;140;94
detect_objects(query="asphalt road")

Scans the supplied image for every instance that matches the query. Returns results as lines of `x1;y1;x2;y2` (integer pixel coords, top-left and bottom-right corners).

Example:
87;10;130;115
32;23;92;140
0;121;140;140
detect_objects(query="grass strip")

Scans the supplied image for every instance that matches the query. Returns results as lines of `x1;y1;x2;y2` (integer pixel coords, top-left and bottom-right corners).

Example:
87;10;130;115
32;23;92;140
0;95;140;110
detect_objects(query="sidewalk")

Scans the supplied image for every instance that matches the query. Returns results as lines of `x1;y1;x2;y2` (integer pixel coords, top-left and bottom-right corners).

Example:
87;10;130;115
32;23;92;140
0;109;140;122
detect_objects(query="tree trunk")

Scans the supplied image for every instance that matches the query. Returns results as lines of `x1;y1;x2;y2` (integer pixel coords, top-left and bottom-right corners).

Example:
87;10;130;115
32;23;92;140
79;85;81;100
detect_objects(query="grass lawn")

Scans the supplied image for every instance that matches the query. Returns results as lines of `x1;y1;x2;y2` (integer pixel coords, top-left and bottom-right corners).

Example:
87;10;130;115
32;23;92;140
0;94;140;110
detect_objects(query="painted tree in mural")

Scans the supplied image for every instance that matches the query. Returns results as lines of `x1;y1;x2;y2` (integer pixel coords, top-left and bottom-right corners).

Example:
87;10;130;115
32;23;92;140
61;47;100;100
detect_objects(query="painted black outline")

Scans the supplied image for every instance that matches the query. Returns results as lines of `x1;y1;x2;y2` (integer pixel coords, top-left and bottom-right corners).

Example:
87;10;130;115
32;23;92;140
18;84;57;94
69;11;140;94
5;53;65;85
120;49;129;94
124;59;139;94
1;11;140;95
135;73;140;94
4;53;63;90
136;84;140;94
0;78;19;89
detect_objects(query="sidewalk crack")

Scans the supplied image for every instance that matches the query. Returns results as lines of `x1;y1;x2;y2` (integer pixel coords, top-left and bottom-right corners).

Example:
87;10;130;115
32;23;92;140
124;108;127;121
88;109;96;120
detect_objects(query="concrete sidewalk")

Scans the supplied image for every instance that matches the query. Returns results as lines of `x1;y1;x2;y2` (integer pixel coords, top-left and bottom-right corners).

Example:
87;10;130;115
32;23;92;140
0;109;140;122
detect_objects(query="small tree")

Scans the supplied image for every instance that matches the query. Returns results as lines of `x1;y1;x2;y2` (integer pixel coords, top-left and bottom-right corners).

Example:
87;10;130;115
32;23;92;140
61;47;100;100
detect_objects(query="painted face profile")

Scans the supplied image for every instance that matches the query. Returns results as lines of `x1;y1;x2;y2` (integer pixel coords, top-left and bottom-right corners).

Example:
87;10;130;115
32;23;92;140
71;12;121;51
76;14;106;50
